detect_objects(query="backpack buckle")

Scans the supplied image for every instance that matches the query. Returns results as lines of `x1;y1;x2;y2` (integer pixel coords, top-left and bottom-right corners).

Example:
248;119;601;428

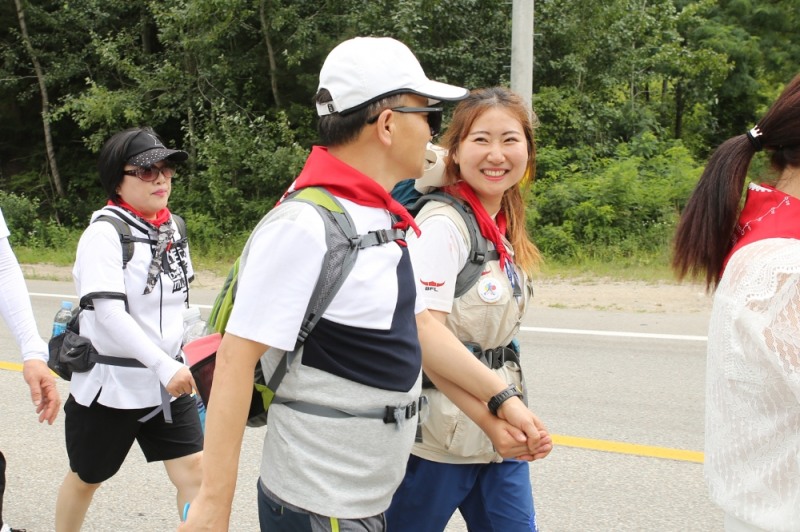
372;229;390;244
383;400;419;424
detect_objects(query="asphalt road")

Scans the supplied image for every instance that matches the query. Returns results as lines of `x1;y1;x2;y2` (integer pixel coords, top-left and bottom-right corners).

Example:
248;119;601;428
0;279;724;531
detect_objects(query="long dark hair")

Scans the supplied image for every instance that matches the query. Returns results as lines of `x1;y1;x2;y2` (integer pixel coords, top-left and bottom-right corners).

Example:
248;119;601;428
672;73;800;289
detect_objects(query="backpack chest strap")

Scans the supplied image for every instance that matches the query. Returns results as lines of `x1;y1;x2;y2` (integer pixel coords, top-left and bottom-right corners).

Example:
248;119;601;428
355;228;406;248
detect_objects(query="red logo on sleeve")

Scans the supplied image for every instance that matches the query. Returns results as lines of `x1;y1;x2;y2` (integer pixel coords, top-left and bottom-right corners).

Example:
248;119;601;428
420;279;445;291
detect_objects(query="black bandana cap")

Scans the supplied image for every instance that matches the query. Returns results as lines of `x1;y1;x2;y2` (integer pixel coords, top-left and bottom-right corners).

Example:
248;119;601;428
125;131;189;168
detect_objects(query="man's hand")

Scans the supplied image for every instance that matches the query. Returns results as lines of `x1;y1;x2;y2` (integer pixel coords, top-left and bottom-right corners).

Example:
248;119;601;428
497;397;553;460
22;359;61;424
166;366;197;398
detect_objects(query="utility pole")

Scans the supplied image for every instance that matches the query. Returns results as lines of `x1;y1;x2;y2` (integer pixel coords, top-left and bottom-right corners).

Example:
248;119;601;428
510;0;534;109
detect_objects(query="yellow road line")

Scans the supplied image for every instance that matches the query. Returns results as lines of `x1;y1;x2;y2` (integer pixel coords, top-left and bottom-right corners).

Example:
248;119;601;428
0;361;23;372
0;363;705;463
552;434;704;463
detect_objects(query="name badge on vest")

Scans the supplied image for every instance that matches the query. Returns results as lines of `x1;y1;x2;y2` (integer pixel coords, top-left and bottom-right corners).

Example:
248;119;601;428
477;277;503;303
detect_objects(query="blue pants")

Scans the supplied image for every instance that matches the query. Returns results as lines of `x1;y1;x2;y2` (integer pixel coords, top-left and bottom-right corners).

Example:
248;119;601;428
386;455;537;532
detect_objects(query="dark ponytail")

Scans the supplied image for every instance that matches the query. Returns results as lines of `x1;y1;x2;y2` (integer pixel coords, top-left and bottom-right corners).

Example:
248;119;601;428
672;74;800;289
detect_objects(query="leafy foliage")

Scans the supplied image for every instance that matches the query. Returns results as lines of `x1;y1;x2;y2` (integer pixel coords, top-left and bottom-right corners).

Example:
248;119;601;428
0;0;797;264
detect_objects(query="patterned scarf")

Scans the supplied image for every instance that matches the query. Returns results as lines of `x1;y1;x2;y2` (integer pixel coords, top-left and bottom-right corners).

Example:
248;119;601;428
723;183;800;272
444;181;510;269
289;146;421;238
109;200;174;294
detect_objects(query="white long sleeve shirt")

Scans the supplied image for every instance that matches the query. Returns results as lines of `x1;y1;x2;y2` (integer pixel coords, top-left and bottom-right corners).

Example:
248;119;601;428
706;238;800;531
0;209;48;363
70;207;192;409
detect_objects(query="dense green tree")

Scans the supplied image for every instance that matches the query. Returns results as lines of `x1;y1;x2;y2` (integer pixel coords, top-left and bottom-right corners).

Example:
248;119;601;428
0;0;797;263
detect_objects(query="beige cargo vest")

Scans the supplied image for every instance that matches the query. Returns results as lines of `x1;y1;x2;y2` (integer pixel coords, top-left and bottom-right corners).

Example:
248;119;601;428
412;199;533;464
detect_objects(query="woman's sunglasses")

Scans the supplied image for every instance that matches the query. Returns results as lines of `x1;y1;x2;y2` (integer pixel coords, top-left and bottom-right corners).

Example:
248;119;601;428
123;164;175;183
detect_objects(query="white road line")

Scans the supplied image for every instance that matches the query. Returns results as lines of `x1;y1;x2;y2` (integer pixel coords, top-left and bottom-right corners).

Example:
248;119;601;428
31;291;706;341
521;326;707;342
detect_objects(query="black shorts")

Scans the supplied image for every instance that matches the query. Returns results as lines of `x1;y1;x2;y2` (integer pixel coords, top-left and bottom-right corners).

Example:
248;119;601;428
64;393;203;484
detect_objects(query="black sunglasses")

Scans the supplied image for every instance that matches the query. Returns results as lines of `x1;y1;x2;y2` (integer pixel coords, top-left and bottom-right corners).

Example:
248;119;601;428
367;106;444;136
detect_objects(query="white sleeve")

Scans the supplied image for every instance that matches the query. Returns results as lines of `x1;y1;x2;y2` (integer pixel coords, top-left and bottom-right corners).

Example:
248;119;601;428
75;222;184;386
0;236;48;363
226;203;327;351
757;270;800;402
407;214;468;313
90;298;184;387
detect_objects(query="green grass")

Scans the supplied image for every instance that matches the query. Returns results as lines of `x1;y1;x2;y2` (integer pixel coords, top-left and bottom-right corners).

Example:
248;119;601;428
536;248;677;283
14;245;77;267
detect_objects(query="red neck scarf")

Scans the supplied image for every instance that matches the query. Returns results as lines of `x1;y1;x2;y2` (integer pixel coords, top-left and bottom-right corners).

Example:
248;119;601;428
290;146;420;237
723;183;800;271
109;200;172;228
444;181;510;269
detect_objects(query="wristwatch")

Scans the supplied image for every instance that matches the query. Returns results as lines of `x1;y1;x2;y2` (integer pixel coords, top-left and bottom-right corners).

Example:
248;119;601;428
488;384;524;416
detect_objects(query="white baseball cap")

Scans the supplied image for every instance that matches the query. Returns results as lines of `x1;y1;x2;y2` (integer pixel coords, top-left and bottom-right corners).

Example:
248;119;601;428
316;37;468;116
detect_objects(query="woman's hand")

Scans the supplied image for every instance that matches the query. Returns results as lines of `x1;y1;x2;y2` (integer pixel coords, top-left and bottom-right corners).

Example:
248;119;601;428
497;397;553;459
166;366;196;397
23;359;61;424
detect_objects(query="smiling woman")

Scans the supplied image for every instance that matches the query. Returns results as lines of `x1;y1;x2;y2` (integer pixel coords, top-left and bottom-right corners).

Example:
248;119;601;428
387;87;548;532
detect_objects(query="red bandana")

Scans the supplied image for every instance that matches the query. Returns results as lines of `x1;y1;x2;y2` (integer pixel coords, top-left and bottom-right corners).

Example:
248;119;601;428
109;200;172;228
289;146;420;237
444;181;510;269
723;183;800;272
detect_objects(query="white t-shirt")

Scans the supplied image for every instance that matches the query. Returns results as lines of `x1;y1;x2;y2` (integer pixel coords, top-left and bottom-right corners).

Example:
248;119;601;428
706;238;800;531
0;209;49;363
70;207;192;409
227;196;426;518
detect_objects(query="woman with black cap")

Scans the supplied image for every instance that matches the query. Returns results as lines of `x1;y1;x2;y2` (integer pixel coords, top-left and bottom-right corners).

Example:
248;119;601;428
54;127;203;531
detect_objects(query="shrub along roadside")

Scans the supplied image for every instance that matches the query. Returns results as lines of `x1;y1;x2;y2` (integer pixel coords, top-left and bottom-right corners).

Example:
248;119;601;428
1;132;715;283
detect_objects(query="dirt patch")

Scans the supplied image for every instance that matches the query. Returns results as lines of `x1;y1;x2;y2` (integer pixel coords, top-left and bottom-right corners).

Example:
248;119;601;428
22;264;713;314
533;277;712;314
21;264;224;290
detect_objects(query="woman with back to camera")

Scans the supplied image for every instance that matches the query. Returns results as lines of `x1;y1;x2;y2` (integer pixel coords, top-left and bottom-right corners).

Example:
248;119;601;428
672;74;800;531
54;127;203;531
387;87;548;531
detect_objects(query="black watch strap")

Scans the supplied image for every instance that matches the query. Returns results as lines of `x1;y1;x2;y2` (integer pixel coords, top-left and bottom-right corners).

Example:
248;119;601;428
488;384;523;416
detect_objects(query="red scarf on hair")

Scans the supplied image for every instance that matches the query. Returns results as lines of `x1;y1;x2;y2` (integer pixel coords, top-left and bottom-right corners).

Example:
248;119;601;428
290;146;420;238
109;200;172;228
444;181;510;269
723;183;800;272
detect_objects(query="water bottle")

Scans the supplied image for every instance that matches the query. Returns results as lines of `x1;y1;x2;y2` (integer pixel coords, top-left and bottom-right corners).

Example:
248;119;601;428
52;301;74;338
182;306;208;430
181;306;207;346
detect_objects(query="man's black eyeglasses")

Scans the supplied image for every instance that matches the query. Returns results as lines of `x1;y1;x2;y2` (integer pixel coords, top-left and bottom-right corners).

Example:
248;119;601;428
123;164;175;182
367;106;444;136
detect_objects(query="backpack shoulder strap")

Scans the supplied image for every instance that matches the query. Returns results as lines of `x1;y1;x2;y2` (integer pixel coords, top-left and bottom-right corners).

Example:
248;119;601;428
93;215;135;269
411;191;498;298
287;186;405;346
246;187;413;426
172;213;186;238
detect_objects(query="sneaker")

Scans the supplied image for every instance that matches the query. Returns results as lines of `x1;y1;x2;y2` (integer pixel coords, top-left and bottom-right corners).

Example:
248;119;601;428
1;523;27;532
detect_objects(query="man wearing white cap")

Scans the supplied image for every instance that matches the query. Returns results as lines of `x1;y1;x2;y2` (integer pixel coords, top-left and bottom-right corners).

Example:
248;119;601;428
180;36;550;532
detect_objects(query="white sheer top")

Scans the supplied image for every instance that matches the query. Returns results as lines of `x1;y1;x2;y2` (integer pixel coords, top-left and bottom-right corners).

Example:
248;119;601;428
706;238;800;531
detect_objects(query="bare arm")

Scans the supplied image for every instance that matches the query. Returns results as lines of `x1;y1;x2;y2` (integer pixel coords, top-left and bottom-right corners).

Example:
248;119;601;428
178;333;266;531
417;309;549;454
